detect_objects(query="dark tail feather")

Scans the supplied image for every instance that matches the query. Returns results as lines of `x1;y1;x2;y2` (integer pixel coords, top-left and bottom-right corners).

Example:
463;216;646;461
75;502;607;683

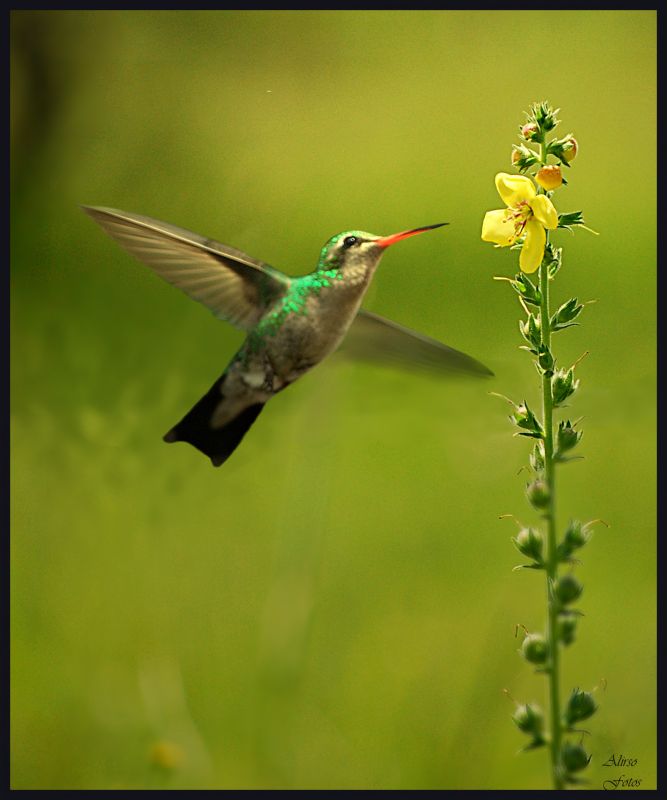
163;375;265;467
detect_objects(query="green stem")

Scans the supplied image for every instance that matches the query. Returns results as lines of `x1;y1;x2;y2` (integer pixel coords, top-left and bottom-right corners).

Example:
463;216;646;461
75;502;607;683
538;137;563;790
540;252;562;790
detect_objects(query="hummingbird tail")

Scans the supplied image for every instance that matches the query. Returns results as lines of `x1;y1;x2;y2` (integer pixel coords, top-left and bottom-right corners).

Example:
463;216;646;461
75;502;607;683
163;375;265;467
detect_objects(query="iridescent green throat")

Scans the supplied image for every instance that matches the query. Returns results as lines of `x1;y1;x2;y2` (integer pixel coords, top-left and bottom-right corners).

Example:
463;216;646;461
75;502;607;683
248;268;343;351
246;229;372;353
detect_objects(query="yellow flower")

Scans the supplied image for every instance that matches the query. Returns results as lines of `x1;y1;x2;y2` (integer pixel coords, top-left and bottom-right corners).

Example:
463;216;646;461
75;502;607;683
481;173;558;273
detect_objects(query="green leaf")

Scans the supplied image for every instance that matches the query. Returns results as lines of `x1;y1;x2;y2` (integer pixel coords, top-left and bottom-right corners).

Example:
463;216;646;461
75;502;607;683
558;211;586;232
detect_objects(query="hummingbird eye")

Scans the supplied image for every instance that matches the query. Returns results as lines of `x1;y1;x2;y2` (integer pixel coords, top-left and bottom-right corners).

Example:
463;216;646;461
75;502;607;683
342;235;358;249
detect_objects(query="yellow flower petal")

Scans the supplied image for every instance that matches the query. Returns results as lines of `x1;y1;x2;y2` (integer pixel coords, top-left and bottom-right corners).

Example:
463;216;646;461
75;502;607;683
495;173;536;207
481;209;516;246
530;194;558;229
520;219;546;273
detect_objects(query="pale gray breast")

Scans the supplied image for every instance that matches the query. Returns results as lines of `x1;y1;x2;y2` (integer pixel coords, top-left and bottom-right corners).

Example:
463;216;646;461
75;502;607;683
268;281;367;376
306;282;370;358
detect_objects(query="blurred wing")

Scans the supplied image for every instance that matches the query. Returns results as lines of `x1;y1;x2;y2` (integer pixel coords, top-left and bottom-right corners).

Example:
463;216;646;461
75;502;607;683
82;206;290;330
342;309;494;378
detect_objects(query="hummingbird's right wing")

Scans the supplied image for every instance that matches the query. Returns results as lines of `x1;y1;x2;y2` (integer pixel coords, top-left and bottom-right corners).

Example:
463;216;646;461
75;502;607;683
82;206;290;330
342;309;494;378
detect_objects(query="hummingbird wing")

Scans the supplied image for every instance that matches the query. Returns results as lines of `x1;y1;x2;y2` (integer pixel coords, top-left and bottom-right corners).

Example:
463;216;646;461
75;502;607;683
342;309;494;378
82;206;290;330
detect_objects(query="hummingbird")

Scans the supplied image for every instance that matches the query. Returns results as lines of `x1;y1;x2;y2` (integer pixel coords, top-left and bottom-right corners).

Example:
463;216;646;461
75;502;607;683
82;207;493;467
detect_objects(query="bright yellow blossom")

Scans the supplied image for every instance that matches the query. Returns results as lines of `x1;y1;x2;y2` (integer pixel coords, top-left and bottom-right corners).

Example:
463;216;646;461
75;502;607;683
481;173;558;273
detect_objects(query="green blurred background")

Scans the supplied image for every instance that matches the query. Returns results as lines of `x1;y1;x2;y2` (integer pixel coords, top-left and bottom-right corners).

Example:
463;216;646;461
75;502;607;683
10;10;656;790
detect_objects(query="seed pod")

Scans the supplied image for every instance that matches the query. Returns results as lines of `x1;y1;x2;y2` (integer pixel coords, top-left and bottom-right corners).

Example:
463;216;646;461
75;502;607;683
558;616;578;646
557;421;583;455
564;688;597;726
513;527;544;562
527;479;550;510
552;368;579;406
513;703;544;737
522;633;549;664
563;519;590;552
555;574;583;605
561;741;591;773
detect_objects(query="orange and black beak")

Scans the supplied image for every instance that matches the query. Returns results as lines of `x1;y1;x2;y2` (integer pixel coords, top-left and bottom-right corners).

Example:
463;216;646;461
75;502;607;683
375;222;448;249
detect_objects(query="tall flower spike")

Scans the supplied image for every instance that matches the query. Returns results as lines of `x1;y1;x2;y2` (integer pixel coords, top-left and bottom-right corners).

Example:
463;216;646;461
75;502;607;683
481;174;558;273
490;103;599;789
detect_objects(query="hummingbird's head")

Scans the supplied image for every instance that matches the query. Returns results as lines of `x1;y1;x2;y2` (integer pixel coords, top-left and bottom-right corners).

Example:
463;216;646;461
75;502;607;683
318;224;448;284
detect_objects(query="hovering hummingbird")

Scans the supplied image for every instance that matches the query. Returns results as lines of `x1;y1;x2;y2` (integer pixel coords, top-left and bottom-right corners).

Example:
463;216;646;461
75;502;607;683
82;207;492;467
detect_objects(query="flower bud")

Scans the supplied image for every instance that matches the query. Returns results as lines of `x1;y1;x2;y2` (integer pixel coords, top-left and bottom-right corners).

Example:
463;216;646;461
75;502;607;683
513;527;544;562
554;574;583;605
558;616;578;646
530;101;560;132
548;134;578;165
561;741;591;773
520;122;540;141
513;703;544;737
511;144;539;172
561;136;578;162
527;479;550;510
564;688;597;726
521;633;549;664
535;165;563;191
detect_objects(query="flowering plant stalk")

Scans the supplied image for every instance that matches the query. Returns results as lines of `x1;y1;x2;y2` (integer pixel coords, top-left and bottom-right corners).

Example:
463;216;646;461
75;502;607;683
482;102;603;789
